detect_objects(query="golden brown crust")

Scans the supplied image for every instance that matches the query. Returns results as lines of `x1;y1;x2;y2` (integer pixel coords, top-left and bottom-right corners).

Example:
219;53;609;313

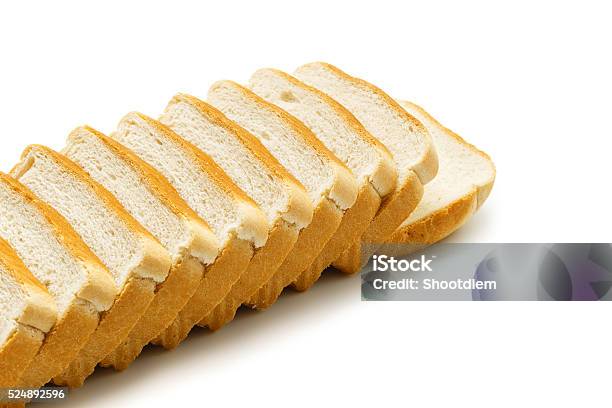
171;94;302;187
248;197;343;309
398;101;496;208
0;238;56;333
153;236;253;349
68;126;216;239
380;100;496;252
101;257;203;370
297;62;439;185
209;81;358;211
250;68;398;198
18;300;98;388
0;324;44;388
133;113;257;206
166;94;314;229
14;146;153;240
12;145;171;284
211;81;349;169
332;171;424;274
53;276;156;388
387;193;478;247
0;173;116;311
200;218;299;330
255;69;392;157
294;182;381;291
0;237;47;292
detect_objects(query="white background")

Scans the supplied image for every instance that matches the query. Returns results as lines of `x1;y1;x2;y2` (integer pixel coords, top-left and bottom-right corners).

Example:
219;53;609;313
1;1;609;407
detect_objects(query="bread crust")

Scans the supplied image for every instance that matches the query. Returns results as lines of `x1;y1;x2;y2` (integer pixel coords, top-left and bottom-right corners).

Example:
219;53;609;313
18;300;98;388
209;81;358;211
0;324;44;388
333;170;424;274
101;257;203;370
153;236;253;349
11;146;172;284
248;197;343;309
65;127;220;265
126;113;269;249
200;219;299;330
382;100;496;252
386;193;477;251
0;174;117;312
0;238;57;333
166;93;314;229
294;182;381;291
399;101;496;209
251;68;398;197
296;62;439;185
53;276;156;388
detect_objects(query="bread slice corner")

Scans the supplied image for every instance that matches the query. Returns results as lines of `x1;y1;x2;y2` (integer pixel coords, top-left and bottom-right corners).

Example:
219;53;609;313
0;236;56;387
384;101;495;253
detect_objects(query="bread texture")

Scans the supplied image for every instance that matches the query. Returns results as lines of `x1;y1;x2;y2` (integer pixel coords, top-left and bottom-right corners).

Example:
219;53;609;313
0;237;56;388
159;94;312;330
382;101;495;253
294;62;439;273
10;145;171;387
111;112;269;347
62;126;220;370
208;80;358;308
0;174;116;390
249;68;398;291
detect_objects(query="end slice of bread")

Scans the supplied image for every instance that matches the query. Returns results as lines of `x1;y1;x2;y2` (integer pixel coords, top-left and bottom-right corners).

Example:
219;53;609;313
10;146;171;387
0;174;117;389
62;126;220;370
159;94;312;329
294;62;439;273
208;80;358;308
0;236;56;388
382;101;495;253
111;112;269;348
249;68;398;291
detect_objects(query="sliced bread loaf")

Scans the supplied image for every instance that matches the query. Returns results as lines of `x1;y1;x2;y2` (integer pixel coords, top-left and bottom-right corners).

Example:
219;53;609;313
159;94;312;330
294;62;439;273
0;174;116;389
111;112;269;347
10;146;171;387
382;101;495;253
62;126;220;370
249;68;398;291
0;237;56;388
208;80;358;308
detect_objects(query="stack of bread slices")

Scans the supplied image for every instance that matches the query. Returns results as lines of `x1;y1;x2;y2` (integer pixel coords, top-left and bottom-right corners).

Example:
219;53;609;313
0;62;495;400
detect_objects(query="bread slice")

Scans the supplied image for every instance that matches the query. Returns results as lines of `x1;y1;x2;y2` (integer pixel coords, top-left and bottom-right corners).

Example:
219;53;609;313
62;126;220;370
294;62;439;273
0;237;56;388
111;112;269;347
159;94;312;330
249;68;398;291
208;81;358;308
0;174;116;390
382;101;495;253
10;146;171;387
